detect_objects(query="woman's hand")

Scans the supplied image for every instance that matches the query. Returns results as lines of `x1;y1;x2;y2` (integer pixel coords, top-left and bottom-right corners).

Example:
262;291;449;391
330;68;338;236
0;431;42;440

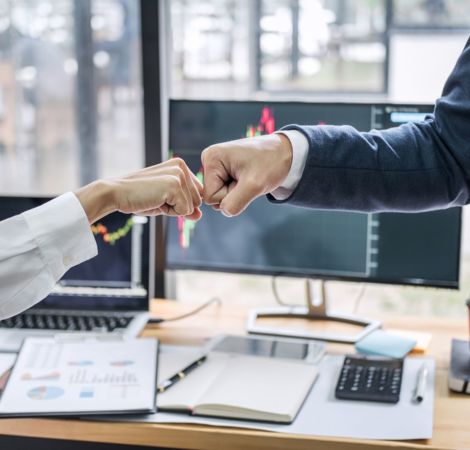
75;159;203;224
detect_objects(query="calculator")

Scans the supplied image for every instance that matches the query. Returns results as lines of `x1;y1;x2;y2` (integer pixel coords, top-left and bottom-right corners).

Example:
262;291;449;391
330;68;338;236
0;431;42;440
335;355;404;403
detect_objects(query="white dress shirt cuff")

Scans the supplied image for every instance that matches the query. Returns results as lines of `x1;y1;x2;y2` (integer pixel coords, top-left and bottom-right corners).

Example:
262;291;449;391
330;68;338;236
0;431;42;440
22;192;98;280
270;130;309;200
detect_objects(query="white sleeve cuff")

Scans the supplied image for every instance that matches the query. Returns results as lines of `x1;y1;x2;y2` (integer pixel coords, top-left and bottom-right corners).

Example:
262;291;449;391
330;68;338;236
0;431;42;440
271;130;309;200
22;192;98;280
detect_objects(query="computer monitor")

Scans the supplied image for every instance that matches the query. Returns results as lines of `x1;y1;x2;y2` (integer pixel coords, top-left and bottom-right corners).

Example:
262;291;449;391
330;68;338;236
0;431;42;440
0;196;154;311
166;100;461;290
166;100;461;342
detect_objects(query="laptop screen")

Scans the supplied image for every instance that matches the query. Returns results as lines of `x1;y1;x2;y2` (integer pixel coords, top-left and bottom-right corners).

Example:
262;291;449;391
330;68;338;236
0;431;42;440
0;196;153;311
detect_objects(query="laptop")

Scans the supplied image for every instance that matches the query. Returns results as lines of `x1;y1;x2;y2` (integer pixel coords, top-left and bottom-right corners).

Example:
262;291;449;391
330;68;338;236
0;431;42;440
0;195;154;352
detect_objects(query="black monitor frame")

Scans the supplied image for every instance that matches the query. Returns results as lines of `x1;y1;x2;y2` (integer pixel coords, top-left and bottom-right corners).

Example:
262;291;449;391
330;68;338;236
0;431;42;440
165;99;462;290
140;0;166;299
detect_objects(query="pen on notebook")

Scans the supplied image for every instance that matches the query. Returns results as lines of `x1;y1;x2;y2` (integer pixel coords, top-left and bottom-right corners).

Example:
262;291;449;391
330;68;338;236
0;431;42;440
158;355;207;393
412;363;428;403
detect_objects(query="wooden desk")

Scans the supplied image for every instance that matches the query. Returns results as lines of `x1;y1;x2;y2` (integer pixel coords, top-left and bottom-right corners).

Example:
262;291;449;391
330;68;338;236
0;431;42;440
0;300;469;450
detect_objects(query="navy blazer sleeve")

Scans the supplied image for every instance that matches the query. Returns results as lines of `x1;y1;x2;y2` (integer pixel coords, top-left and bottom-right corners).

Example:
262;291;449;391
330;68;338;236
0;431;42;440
273;37;470;213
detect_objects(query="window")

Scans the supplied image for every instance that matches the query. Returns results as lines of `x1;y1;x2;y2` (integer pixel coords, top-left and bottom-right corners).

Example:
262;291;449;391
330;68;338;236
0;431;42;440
170;0;388;97
392;0;470;29
0;0;144;196
258;0;387;93
170;0;251;99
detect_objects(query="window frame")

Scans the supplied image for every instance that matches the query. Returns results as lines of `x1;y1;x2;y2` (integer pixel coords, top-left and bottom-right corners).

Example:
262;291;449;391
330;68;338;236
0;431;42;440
254;0;392;97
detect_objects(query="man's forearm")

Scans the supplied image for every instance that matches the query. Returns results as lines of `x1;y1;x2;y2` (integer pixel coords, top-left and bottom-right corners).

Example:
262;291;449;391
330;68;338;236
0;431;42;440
272;36;470;213
271;120;466;212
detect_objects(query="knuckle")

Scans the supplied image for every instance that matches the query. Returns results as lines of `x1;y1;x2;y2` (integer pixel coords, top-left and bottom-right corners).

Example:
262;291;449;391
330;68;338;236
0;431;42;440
172;157;186;169
169;166;185;181
202;145;220;162
211;191;225;204
177;205;190;216
203;190;217;205
167;174;181;189
177;170;185;183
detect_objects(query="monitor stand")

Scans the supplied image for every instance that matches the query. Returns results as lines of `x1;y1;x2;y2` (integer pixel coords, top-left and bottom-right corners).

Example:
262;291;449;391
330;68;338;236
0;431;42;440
246;279;381;344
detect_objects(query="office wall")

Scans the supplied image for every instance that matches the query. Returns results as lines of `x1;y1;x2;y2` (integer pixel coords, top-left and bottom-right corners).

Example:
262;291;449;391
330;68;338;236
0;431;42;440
389;32;468;103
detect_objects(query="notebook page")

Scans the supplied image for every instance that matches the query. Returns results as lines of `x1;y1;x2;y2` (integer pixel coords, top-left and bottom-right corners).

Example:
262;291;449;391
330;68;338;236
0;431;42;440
157;353;230;410
195;355;318;421
158;349;204;382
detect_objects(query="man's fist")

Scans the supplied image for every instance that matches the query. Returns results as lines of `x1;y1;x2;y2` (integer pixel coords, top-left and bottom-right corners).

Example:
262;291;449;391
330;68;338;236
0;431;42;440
201;133;293;216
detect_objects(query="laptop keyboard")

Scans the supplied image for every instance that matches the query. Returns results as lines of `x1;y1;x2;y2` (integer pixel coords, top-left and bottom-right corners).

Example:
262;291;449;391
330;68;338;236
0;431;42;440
0;313;133;332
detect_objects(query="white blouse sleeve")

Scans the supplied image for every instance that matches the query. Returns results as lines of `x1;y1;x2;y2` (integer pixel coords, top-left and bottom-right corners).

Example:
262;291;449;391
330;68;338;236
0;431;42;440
0;192;98;320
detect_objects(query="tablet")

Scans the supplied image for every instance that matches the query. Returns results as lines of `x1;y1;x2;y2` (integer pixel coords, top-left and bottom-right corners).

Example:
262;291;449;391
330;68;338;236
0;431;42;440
207;334;325;364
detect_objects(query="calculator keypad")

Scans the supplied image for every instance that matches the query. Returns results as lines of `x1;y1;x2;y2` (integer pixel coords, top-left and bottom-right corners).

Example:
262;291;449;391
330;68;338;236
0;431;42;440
335;355;403;403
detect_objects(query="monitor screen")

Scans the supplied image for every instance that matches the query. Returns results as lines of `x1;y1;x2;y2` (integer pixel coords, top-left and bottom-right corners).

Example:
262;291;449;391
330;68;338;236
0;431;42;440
166;100;461;289
0;196;153;310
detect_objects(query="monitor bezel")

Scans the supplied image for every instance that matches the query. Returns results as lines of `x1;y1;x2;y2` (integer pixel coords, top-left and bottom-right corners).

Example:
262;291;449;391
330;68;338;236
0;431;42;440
168;98;437;120
165;99;462;290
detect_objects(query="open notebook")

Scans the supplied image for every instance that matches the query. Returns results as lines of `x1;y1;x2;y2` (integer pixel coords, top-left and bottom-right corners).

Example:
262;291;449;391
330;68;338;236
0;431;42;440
158;352;319;423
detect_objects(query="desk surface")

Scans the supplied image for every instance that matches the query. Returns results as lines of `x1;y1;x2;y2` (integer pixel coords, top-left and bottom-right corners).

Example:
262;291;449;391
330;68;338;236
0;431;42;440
0;300;469;450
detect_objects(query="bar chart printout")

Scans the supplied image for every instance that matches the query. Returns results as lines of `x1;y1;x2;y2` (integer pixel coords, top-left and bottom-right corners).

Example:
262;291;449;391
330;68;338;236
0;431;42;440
0;337;158;415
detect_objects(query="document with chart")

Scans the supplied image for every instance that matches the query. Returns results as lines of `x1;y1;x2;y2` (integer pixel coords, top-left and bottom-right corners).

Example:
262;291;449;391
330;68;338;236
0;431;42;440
0;337;158;416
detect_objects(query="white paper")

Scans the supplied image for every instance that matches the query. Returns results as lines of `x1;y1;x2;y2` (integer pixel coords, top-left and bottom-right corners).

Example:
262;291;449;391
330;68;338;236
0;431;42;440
158;351;318;422
158;347;205;382
98;352;435;441
194;355;318;420
0;337;158;415
159;353;230;409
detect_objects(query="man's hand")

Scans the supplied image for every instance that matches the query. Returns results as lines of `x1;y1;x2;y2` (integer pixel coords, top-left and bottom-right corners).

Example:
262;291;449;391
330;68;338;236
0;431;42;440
75;158;203;224
201;133;293;216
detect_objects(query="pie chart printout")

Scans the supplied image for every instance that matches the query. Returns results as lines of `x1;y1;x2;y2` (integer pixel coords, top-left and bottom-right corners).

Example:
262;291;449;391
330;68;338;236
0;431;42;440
27;386;65;400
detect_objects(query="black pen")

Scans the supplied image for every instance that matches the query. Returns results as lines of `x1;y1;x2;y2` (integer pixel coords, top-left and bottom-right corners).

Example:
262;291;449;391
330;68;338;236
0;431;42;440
158;355;207;393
